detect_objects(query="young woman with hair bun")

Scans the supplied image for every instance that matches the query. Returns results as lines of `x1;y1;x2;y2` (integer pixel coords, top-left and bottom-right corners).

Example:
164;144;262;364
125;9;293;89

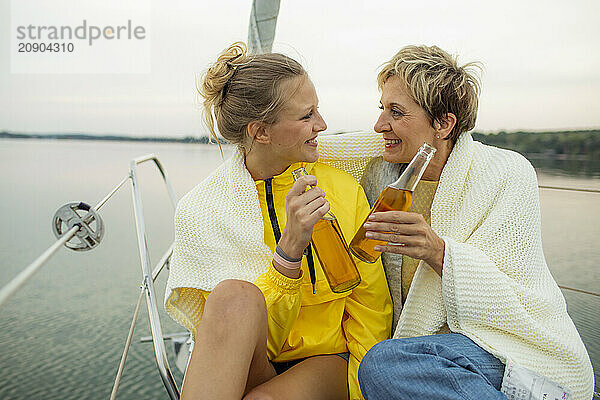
164;42;392;400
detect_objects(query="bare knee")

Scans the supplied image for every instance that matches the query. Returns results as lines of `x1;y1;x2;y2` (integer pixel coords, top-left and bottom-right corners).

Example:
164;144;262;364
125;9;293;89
203;279;266;324
243;386;274;400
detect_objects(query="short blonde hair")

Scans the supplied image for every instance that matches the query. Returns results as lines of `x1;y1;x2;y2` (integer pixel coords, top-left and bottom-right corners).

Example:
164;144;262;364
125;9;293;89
378;45;482;142
199;42;306;150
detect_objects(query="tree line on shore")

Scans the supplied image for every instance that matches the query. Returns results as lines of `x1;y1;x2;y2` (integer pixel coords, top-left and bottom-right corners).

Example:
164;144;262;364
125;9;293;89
472;130;599;159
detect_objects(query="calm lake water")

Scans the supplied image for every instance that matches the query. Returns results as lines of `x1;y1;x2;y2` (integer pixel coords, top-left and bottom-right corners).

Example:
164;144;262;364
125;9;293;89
0;139;598;399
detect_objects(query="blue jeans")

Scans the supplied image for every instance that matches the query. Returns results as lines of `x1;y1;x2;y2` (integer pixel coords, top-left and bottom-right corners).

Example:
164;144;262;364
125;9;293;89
358;334;507;400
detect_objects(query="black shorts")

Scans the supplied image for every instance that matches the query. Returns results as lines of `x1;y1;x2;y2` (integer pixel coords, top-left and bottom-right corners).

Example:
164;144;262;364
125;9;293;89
271;352;350;375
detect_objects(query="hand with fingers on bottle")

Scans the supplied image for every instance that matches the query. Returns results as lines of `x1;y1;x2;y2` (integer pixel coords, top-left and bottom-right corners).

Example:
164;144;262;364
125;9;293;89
276;174;330;277
364;210;445;276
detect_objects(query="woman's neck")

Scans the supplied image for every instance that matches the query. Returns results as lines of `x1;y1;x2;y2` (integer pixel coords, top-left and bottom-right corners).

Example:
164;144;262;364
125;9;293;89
421;140;453;181
244;147;290;181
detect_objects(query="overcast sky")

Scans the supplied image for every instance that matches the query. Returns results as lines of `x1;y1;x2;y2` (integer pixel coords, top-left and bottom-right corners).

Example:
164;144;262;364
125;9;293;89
1;0;599;137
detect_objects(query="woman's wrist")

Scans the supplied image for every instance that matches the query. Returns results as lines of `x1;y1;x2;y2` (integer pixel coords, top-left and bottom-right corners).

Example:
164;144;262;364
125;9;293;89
273;248;301;268
272;257;302;279
278;232;306;259
275;243;302;263
428;236;445;276
272;240;303;279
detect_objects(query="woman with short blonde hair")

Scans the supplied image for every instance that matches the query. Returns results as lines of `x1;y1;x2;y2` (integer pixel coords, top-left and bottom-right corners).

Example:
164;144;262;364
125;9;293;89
355;45;593;400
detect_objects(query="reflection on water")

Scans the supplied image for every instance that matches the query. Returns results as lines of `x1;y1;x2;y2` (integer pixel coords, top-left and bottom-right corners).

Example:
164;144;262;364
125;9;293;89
0;139;598;399
528;155;600;179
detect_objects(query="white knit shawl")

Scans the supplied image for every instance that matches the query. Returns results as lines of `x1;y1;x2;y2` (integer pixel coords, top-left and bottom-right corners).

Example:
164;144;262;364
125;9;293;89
165;147;273;293
392;133;594;400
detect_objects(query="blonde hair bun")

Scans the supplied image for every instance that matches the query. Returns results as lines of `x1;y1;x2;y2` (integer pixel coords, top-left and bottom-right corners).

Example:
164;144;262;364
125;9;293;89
197;42;306;150
200;42;248;111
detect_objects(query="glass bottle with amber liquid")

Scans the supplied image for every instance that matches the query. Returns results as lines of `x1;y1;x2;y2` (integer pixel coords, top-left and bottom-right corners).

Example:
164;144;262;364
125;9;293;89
292;167;361;293
350;143;436;263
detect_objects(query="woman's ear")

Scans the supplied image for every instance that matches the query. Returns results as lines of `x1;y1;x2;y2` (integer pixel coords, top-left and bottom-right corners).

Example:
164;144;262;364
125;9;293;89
435;113;457;139
247;121;270;144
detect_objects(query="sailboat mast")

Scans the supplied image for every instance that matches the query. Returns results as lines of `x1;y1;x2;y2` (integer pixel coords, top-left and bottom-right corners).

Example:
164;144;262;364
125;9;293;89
248;0;281;54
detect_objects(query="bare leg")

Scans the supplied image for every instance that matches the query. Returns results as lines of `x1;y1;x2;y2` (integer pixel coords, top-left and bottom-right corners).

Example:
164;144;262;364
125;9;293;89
181;280;276;400
244;355;349;400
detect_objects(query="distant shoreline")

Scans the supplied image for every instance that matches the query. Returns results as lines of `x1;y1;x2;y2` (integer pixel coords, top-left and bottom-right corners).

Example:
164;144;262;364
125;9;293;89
0;131;214;144
1;129;598;160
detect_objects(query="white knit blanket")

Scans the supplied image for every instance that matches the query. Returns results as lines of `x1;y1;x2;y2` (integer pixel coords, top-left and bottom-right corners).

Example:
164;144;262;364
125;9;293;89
391;133;594;400
165;147;273;293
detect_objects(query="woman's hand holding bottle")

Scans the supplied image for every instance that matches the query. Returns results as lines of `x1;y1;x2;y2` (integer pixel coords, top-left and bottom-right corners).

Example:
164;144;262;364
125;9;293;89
276;175;329;278
364;211;445;276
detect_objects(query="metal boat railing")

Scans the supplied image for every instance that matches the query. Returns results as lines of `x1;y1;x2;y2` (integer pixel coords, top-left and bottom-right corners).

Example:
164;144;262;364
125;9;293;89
0;153;183;400
128;154;180;400
0;155;599;399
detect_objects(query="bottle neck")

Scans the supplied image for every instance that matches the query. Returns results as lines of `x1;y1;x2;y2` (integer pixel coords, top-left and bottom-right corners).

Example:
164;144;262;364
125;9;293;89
389;145;436;192
292;166;336;220
291;166;307;182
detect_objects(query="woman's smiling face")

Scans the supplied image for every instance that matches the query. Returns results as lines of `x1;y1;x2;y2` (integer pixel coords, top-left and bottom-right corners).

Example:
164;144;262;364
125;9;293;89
374;76;437;164
265;76;327;165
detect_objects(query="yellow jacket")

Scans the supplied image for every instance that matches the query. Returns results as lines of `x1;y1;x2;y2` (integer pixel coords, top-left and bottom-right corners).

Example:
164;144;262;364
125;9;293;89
170;161;392;399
